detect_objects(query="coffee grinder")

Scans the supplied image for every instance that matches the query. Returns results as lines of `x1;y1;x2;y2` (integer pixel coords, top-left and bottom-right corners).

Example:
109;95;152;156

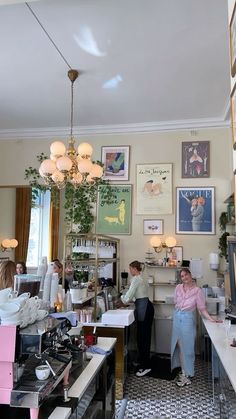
121;271;128;289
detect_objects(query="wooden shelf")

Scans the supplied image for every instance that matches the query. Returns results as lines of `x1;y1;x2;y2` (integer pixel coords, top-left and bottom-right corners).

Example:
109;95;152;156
149;282;176;286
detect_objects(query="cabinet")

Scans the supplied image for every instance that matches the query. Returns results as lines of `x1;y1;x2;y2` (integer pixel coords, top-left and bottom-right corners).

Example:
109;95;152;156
144;264;179;354
63;233;120;315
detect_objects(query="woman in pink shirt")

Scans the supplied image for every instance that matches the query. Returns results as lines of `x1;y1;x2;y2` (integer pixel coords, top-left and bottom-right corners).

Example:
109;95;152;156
171;268;221;387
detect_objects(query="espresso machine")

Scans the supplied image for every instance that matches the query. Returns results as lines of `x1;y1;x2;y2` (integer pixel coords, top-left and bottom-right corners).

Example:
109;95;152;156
0;317;72;419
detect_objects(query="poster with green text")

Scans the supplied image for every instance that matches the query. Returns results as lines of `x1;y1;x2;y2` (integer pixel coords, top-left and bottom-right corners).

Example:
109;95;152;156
96;185;132;235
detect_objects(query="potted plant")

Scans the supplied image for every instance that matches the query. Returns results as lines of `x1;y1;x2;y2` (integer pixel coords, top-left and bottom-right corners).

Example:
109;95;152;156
70;270;89;303
218;211;230;270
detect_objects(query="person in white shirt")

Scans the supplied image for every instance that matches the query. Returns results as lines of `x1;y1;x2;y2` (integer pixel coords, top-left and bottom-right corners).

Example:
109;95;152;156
116;260;154;377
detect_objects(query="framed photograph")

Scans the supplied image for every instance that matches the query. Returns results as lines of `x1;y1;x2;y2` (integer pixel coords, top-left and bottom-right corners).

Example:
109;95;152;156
166;246;183;263
101;146;130;181
96;185;132;235
230;2;236;77
231;82;236;147
136;163;172;215
176;187;215;235
143;219;163;235
182;141;210;178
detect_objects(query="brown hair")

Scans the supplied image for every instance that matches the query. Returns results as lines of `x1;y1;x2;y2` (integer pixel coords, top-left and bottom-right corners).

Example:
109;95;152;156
179;268;192;276
129;260;144;272
0;260;16;289
16;261;27;274
52;259;63;270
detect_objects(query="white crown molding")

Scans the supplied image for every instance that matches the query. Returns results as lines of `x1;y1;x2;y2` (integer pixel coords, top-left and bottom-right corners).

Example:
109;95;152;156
0;116;230;141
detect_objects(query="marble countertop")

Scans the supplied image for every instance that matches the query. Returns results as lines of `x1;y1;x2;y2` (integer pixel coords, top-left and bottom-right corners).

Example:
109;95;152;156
202;315;236;392
68;337;116;397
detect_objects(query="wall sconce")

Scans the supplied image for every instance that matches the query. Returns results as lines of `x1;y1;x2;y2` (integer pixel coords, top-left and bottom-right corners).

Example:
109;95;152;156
150;236;177;253
1;239;18;252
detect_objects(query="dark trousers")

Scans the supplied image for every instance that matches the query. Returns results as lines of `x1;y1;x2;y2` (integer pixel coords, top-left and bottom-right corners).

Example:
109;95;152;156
137;300;154;369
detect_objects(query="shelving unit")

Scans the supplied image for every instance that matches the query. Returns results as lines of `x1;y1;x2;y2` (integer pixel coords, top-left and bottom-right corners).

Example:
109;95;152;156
145;263;179;354
63;233;120;317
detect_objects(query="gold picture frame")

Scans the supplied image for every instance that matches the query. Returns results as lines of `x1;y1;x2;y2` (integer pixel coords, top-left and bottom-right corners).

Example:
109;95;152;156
230;2;236;77
231;81;236;147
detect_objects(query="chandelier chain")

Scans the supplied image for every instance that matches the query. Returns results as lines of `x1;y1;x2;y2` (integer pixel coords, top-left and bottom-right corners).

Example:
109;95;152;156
25;2;72;70
70;79;74;138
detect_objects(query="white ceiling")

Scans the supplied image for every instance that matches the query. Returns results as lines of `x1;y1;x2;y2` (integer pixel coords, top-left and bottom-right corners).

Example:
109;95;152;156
0;0;231;139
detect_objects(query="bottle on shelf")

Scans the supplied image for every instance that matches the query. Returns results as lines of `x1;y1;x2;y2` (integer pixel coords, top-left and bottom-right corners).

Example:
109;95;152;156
108;293;114;310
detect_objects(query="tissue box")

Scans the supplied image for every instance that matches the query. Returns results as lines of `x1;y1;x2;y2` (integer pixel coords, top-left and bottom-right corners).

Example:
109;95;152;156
101;309;135;326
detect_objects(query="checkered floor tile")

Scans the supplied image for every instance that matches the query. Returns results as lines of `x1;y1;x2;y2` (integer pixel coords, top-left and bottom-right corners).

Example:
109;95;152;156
116;357;222;419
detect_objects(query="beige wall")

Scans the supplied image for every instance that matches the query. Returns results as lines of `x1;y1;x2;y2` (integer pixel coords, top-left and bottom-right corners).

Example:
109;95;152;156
0;125;233;285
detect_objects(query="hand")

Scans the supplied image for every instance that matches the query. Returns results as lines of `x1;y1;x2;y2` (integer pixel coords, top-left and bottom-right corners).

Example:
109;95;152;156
115;299;126;309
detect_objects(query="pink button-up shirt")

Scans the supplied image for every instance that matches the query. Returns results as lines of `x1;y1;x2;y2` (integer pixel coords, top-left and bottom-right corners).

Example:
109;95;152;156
174;283;206;312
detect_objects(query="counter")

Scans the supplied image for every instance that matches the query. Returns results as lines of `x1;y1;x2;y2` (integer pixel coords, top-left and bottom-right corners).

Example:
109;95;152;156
202;315;236;393
82;310;135;400
47;337;116;419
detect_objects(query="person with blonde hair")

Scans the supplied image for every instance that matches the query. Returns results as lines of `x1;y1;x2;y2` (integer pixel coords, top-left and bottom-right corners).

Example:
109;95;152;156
0;260;16;289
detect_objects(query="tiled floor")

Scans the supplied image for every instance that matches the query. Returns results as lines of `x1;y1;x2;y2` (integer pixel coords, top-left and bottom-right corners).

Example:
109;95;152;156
116;357;221;419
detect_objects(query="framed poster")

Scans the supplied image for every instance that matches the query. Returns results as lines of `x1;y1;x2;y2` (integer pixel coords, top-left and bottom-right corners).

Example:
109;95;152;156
182;141;210;178
101;146;130;181
136;163;172;215
231;82;236;147
176;187;215;235
230;2;236;77
143;219;163;235
96;185;132;235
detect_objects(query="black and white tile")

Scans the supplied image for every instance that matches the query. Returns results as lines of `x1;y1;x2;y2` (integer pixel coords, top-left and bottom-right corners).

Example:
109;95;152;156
116;357;222;419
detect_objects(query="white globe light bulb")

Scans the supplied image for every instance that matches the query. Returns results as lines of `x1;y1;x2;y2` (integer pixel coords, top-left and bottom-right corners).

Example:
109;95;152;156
50;141;66;156
150;236;162;247
165;236;177;248
78;159;93;173
90;164;103;178
51;170;64;183
40;159;57;175
1;239;12;249
56;156;72;172
77;142;93;157
10;239;18;248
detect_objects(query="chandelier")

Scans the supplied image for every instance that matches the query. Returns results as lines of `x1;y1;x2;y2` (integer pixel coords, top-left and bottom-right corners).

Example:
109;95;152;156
39;69;103;189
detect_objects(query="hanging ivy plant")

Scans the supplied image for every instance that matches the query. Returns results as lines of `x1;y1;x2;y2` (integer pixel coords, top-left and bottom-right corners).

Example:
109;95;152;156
25;154;114;233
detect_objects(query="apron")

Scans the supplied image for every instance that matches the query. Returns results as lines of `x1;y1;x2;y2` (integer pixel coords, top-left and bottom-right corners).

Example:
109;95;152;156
135;297;148;321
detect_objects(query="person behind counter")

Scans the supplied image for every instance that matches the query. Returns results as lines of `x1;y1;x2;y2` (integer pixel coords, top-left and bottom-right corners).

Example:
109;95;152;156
0;260;16;289
116;260;154;377
52;259;73;293
16;261;27;275
171;267;222;387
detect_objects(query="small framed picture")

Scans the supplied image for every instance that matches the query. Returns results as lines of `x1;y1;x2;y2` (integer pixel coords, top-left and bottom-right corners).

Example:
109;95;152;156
230;2;236;77
182;141;210;178
101;146;130;181
167;246;183;263
143;219;163;235
231;81;236;147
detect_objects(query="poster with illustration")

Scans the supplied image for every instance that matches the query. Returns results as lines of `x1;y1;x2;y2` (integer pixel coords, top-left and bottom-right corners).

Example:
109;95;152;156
136;163;172;215
182;141;210;178
101;146;130;181
176;187;215;235
96;185;132;234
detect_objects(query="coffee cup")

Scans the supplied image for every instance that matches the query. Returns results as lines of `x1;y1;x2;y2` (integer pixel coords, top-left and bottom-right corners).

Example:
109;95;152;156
36;310;48;321
0;288;12;303
35;365;50;380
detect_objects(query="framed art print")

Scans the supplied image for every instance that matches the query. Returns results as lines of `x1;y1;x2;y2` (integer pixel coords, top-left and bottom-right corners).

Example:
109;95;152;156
136;163;172;215
182;141;210;178
231;81;236;147
101;146;130;181
176;187;215;235
230;2;236;77
143;219;163;235
96;185;132;235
